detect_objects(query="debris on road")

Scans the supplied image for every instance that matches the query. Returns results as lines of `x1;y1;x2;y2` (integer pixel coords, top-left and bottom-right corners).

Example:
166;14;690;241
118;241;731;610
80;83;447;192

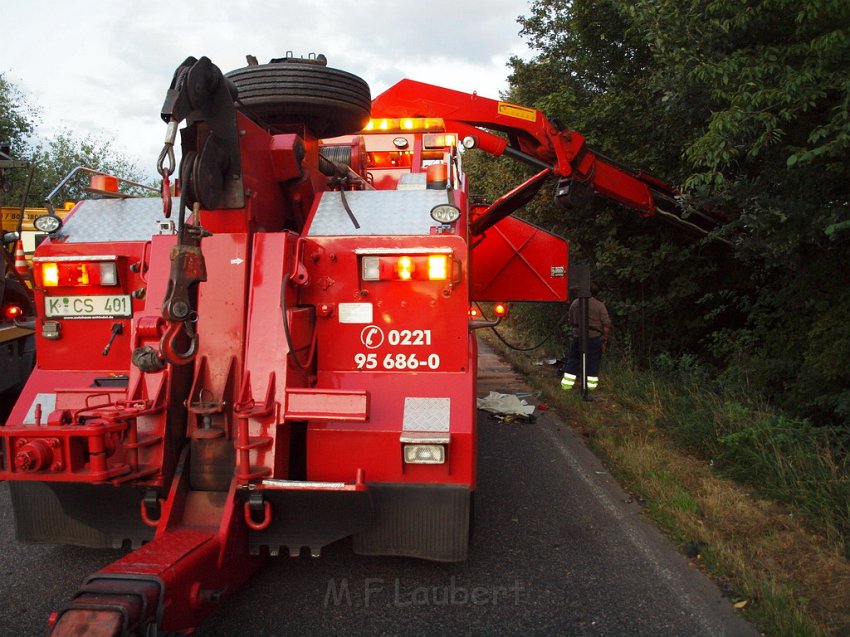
477;391;537;418
533;359;559;366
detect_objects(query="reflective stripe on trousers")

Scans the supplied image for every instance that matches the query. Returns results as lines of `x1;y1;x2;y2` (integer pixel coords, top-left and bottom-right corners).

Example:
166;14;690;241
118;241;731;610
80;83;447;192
562;373;599;391
561;372;576;390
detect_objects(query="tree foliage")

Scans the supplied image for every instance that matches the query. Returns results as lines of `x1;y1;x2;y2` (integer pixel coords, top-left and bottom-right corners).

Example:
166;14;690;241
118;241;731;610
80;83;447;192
0;72;39;203
0;73;38;155
27;130;147;204
0;74;145;208
486;0;850;426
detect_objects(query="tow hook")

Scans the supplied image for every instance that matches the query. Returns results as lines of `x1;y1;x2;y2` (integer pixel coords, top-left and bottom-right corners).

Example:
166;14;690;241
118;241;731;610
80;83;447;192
244;493;272;531
141;490;164;527
160;222;211;366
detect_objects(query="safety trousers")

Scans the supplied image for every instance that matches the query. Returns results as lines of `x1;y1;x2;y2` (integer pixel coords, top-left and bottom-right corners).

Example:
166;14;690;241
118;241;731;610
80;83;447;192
561;372;599;391
561;336;603;391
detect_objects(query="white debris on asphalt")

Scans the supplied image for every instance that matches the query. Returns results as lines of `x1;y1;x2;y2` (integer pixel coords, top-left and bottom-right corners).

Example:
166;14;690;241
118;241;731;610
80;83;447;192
476;391;536;417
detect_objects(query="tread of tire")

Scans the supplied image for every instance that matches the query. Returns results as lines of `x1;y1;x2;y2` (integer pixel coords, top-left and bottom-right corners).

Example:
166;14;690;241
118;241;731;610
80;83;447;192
226;63;371;136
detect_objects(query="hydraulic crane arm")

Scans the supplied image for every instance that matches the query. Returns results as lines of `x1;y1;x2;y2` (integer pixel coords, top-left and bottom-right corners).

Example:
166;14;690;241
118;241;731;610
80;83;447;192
371;79;726;239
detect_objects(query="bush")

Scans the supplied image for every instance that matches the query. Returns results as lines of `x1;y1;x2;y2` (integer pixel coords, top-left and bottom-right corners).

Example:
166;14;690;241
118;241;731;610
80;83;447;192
609;352;850;554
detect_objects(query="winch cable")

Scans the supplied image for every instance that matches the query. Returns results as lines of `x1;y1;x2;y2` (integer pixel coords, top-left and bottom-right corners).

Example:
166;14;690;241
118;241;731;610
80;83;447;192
489;325;554;352
316;148;363;229
475;303;559;352
318;153;375;191
336;184;361;229
280;276;318;370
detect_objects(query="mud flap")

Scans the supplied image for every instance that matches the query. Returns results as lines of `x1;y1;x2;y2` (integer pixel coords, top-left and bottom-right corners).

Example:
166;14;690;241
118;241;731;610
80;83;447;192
353;483;471;562
247;488;373;556
9;482;154;549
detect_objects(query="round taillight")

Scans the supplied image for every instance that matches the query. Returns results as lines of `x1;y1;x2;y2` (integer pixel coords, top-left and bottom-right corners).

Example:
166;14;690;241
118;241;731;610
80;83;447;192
4;304;24;319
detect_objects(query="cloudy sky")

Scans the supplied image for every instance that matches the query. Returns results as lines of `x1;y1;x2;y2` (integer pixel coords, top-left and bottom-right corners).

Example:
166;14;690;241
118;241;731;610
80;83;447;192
3;0;535;180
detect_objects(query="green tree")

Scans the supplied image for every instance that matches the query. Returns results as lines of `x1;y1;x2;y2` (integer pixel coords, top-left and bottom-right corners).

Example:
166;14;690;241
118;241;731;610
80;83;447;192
28;130;147;205
1;73;146;207
0;73;38;154
496;0;735;362
497;0;850;425
0;73;39;206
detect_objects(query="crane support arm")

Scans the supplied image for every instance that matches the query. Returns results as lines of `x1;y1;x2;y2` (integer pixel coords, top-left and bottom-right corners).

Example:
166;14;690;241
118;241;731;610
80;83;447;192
371;79;682;220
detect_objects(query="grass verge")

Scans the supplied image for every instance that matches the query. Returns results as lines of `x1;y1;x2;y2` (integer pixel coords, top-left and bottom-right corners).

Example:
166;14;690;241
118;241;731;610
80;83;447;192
483;330;850;637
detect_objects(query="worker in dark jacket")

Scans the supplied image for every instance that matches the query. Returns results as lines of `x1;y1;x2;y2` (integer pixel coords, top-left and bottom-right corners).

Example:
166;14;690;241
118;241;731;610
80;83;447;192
561;286;612;392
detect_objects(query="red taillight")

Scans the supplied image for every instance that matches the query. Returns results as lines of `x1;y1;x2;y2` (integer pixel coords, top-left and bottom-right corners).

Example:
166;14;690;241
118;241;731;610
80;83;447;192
38;260;118;287
3;304;23;319
361;254;450;282
493;303;509;318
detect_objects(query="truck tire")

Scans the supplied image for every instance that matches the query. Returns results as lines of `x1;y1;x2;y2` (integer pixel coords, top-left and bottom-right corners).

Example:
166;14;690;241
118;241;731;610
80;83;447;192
226;61;371;138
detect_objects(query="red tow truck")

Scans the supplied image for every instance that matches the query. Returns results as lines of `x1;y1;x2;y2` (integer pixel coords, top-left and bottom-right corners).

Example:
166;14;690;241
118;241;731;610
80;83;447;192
0;54;693;635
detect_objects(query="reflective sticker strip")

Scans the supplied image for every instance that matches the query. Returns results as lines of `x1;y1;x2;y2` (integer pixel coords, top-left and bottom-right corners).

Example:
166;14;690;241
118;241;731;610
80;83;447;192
338;303;373;324
24;393;56;425
403;397;450;432
497;102;537;122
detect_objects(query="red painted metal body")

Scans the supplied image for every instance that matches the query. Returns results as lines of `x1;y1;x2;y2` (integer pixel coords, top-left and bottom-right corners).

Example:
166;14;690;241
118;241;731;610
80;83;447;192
0;55;685;635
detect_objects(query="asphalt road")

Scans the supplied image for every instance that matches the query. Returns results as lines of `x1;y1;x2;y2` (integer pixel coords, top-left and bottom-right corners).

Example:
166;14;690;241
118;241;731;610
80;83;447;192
0;342;757;636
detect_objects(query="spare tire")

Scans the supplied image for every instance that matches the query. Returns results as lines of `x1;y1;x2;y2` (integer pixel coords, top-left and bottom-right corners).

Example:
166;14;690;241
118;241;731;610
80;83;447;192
226;60;371;137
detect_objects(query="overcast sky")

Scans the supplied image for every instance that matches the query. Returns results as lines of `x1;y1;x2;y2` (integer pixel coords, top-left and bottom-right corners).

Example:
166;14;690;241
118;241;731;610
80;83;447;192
3;0;535;180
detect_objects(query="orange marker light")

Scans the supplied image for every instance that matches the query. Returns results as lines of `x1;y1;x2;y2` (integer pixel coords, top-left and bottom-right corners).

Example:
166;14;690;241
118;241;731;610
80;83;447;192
42;263;60;287
76;264;90;286
362;118;446;133
396;256;414;281
494;303;509;317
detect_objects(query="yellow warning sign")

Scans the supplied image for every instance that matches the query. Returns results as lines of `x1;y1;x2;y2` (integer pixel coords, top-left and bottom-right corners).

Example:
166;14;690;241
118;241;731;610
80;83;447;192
497;102;537;122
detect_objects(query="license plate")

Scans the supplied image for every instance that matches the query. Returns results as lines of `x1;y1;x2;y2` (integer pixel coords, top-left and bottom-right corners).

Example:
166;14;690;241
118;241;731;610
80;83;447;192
44;295;132;318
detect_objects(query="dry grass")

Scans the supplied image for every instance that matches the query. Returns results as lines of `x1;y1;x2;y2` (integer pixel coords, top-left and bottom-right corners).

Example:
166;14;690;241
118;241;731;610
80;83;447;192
485;333;850;637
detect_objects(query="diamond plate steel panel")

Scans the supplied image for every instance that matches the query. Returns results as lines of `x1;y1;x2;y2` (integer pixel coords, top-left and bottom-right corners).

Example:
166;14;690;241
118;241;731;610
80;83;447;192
307;190;448;237
24;393;56;425
57;198;177;243
402;397;450;432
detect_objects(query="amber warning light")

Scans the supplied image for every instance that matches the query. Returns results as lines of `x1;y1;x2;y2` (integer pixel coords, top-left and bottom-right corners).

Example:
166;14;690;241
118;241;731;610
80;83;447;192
361;255;449;282
39;260;118;287
362;117;445;133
